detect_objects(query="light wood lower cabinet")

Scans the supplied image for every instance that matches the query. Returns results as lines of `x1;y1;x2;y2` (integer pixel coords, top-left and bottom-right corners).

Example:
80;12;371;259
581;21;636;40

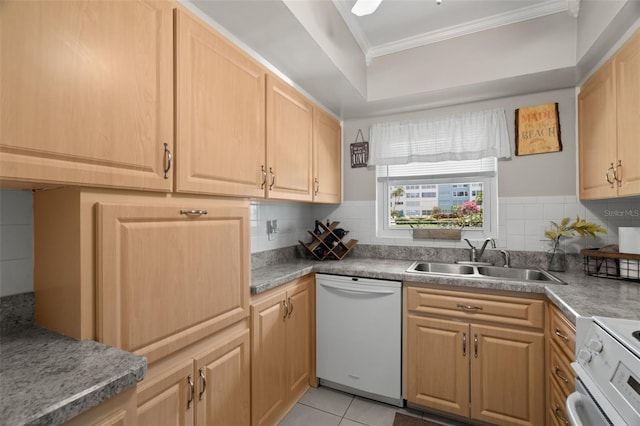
546;304;576;426
137;321;250;426
63;387;137;426
250;275;315;426
404;286;545;426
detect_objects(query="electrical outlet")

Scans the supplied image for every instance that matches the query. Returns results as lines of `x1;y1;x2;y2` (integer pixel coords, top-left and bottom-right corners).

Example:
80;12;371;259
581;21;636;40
267;219;278;240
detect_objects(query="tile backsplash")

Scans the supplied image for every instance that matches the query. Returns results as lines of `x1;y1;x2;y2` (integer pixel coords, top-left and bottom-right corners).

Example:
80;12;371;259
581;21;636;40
253;196;639;254
0;190;34;297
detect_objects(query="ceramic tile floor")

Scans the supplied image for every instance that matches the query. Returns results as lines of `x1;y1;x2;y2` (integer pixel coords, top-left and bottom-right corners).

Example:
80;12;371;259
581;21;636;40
278;386;468;426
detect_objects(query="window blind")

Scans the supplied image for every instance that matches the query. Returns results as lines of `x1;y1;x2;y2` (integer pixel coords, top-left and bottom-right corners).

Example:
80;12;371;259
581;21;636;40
377;157;497;181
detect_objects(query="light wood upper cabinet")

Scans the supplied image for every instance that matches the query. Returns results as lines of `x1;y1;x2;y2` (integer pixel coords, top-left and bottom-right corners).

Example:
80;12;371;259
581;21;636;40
579;29;640;199
579;61;617;199
175;9;266;198
251;275;315;426
0;1;174;191
615;32;640;197
266;75;314;202
313;108;342;204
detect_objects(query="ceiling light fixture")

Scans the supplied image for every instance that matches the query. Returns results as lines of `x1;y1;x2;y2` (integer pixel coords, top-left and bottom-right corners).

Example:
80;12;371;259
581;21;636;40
351;0;383;16
351;0;442;16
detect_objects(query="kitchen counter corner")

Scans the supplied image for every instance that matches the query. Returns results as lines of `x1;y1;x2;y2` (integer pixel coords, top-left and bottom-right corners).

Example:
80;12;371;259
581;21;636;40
0;325;146;426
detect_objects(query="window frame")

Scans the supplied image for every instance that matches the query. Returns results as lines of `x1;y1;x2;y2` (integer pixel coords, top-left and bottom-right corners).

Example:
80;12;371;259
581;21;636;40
376;173;497;241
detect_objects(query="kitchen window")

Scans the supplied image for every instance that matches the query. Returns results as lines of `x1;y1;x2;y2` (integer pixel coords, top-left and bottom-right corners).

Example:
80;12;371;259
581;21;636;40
376;158;497;239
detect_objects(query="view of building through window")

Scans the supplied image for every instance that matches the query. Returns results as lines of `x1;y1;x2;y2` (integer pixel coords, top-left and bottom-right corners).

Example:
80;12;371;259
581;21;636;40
388;182;484;228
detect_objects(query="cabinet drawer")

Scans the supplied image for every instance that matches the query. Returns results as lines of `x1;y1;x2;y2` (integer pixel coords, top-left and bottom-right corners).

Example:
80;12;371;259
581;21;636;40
548;377;571;426
406;286;545;329
549;305;576;359
549;341;575;397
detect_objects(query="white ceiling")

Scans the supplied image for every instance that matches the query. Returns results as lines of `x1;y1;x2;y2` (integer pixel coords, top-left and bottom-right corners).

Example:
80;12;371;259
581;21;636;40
184;0;638;119
332;0;569;63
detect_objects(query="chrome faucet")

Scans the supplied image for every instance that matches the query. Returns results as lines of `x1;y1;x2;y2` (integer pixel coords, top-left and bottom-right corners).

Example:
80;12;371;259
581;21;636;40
500;250;511;268
464;238;496;262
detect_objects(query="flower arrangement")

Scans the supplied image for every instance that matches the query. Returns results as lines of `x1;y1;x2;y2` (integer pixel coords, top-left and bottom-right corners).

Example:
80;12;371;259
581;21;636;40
544;216;606;271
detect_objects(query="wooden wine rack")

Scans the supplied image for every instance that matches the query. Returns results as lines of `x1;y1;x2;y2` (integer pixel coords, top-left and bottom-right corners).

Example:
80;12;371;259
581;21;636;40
299;221;358;260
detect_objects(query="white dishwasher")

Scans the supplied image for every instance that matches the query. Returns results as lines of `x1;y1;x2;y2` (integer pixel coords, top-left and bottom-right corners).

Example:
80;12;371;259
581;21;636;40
316;273;402;406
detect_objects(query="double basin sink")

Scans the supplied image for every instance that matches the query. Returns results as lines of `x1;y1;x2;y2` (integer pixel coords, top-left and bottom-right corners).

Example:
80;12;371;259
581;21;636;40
406;261;565;284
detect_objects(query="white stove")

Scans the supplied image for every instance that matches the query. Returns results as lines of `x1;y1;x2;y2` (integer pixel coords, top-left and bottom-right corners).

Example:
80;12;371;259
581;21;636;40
567;316;640;425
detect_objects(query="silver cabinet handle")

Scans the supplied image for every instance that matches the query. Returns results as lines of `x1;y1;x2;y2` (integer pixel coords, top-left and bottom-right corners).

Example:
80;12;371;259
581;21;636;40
269;167;276;190
554;404;569;425
606;162;615;186
615;160;622;186
260;165;267;189
282;299;288;320
314;177;320;195
163;143;172;179
198;367;207;401
462;332;467;357
474;334;478;358
555;366;569;384
180;209;208;216
554;328;569;341
287;297;294;319
457;304;483;312
187;375;195;409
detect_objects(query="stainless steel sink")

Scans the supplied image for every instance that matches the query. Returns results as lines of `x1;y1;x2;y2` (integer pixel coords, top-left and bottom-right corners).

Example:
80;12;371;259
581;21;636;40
406;261;565;284
476;266;560;282
409;262;475;275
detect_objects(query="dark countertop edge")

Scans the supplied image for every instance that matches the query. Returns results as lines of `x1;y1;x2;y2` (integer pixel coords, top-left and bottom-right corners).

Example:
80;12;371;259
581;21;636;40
250;258;640;324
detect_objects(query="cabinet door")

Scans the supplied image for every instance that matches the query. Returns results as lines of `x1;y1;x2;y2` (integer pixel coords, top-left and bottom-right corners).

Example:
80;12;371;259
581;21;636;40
470;324;544;426
137;361;195;426
251;291;288;426
195;326;250;426
286;277;313;401
313;108;342;204
266;75;313;201
96;202;250;363
615;31;640;197
578;60;618;200
175;9;266;198
0;1;173;191
405;315;469;417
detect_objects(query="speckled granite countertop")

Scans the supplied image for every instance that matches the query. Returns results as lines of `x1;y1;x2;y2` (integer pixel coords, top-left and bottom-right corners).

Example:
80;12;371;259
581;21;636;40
0;321;146;426
251;258;640;323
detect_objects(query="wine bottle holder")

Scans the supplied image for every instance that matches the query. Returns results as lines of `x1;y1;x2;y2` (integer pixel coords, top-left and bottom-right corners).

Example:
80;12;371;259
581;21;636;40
298;221;358;261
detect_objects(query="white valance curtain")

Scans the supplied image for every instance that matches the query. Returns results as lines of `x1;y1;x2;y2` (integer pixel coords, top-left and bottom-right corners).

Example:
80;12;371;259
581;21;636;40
369;108;511;165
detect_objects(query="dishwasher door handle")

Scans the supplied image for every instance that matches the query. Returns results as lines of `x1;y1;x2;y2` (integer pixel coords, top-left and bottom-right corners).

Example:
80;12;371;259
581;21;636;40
319;282;396;295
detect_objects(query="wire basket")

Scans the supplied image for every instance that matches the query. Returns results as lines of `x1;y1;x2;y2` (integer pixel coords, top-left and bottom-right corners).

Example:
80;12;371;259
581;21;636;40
581;249;640;282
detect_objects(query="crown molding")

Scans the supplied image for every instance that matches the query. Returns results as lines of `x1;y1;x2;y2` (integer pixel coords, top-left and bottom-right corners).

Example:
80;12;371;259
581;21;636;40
331;0;373;64
335;0;569;63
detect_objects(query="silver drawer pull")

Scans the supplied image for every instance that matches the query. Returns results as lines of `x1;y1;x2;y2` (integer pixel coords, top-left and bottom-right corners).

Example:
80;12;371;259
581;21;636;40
554;404;569;425
457;304;483;311
180;209;208;216
554;328;569;341
555;366;569;384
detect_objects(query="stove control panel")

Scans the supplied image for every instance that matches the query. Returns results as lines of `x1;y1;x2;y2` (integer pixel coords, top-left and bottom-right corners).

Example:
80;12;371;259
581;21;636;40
578;320;640;421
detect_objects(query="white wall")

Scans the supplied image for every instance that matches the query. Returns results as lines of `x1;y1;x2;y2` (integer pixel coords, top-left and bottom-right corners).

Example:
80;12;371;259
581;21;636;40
367;13;576;101
0;190;33;296
250;200;315;253
342;87;577;201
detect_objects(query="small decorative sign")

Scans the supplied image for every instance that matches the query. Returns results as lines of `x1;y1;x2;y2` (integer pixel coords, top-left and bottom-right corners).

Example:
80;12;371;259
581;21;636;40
350;129;369;168
515;102;562;155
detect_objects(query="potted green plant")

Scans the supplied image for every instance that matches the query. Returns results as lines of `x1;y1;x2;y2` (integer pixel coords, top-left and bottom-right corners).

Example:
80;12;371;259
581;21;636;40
544;216;606;271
